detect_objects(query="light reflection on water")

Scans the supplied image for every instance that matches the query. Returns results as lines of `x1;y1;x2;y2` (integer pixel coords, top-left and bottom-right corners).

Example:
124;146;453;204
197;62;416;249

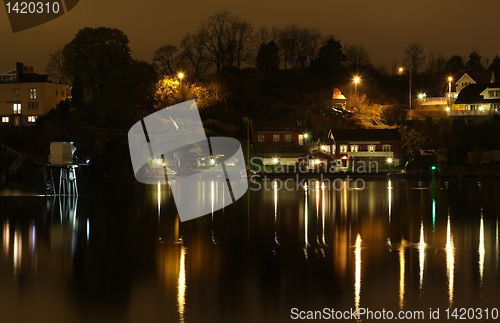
0;178;499;322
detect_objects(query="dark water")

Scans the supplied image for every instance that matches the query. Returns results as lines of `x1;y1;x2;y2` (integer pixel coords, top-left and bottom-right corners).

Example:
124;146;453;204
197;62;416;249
0;176;499;322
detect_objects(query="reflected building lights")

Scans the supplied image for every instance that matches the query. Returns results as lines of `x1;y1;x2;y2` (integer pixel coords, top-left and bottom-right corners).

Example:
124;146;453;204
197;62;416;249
479;213;485;287
178;245;186;323
432;199;436;233
496;216;499;273
446;215;455;307
354;234;362;315
388;179;392;225
211;181;216;244
321;182;326;246
274;180;279;245
13;227;21;275
3;220;9;255
157;181;161;222
342;181;347;217
399;239;406;310
304;183;309;259
30;223;35;253
418;220;426;296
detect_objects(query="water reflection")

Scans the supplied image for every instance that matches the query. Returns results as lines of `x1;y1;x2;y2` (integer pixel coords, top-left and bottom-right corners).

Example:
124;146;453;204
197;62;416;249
178;245;186;323
446;214;455;307
354;234;361;315
399;239;406;310
479;211;485;287
418;219;426;296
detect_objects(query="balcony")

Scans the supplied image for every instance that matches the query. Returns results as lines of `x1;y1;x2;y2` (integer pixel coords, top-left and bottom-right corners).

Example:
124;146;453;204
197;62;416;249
449;110;491;117
347;151;394;158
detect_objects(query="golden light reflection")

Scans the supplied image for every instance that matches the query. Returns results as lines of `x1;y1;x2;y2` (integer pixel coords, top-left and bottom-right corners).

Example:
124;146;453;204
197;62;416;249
479;213;485;287
388;179;392;225
496;217;499;273
342;180;347;217
418;220;426;296
304;183;309;259
321;182;326;246
30;223;36;253
274;180;279;245
211;181;216;244
13;227;21;275
3;220;9;255
157;181;161;222
354;234;362;315
399;239;407;310
446;215;455;307
178;245;186;323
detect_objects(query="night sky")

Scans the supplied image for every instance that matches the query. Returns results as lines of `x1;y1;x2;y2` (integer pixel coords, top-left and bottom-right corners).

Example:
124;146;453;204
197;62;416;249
1;0;498;75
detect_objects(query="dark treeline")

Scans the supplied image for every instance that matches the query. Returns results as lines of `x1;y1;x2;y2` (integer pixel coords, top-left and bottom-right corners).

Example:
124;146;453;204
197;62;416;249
4;11;499;176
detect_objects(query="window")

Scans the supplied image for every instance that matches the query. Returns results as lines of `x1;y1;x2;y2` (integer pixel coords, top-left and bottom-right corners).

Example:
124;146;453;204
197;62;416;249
298;134;304;146
258;134;265;142
28;116;37;123
489;90;500;97
28;102;38;110
2;117;9;123
13;103;21;114
285;134;291;142
340;145;348;153
12;88;20;96
29;88;37;99
61;90;65;98
382;145;391;152
350;145;359;152
368;145;376;152
55;90;58;96
273;134;280;142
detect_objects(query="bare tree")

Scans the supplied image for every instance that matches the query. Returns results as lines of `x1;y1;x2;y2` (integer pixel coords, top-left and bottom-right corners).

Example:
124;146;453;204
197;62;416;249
45;48;67;83
198;10;253;73
276;24;301;69
403;42;426;74
178;32;211;79
344;44;372;74
152;44;179;76
426;50;446;75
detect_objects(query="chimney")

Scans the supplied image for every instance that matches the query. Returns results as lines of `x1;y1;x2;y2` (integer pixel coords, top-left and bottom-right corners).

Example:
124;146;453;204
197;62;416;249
16;62;23;83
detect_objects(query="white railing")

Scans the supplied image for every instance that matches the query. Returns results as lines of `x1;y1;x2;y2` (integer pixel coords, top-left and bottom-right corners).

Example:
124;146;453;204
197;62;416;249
348;151;394;158
449;110;490;116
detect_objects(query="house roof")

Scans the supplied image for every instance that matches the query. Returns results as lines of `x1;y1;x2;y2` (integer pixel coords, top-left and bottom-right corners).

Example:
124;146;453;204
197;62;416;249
252;118;301;132
329;129;401;142
457;71;495;85
454;83;500;105
300;151;333;160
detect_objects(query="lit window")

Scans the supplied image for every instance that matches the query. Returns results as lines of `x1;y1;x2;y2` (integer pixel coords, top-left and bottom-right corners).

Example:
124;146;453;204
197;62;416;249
273;134;280;142
350;145;359;152
285;134;291;142
2;117;9;123
340;145;348;153
28;102;38;110
382;145;391;152
28;116;37;123
13;103;21;114
258;134;265;142
29;88;37;99
368;145;376;152
12;88;20;97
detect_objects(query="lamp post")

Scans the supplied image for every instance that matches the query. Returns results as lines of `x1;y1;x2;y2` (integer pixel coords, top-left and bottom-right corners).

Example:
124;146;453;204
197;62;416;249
448;76;452;110
178;72;184;85
354;77;360;96
399;67;411;117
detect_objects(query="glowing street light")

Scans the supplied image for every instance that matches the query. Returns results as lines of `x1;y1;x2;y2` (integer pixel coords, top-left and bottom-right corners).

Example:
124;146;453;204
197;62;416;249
178;72;184;85
273;158;279;164
387;158;393;172
354;77;360;96
304;134;308;139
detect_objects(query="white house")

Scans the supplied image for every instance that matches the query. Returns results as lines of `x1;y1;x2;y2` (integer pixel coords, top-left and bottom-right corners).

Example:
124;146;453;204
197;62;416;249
451;83;500;116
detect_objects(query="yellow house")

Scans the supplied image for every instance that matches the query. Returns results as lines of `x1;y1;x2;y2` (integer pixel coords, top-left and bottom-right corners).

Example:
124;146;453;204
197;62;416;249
0;63;68;126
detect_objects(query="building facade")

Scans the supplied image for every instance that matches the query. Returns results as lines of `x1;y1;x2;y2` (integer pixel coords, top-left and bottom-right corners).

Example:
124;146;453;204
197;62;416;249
0;63;68;126
251;118;305;146
451;83;500;117
328;129;401;167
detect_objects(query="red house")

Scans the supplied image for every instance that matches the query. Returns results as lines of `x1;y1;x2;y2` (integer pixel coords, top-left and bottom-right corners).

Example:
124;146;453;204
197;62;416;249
328;129;401;167
251;118;306;146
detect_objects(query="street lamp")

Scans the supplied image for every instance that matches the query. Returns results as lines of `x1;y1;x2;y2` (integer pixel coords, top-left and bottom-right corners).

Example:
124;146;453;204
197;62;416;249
399;67;411;116
387;157;393;172
178;72;184;85
354;77;360;96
